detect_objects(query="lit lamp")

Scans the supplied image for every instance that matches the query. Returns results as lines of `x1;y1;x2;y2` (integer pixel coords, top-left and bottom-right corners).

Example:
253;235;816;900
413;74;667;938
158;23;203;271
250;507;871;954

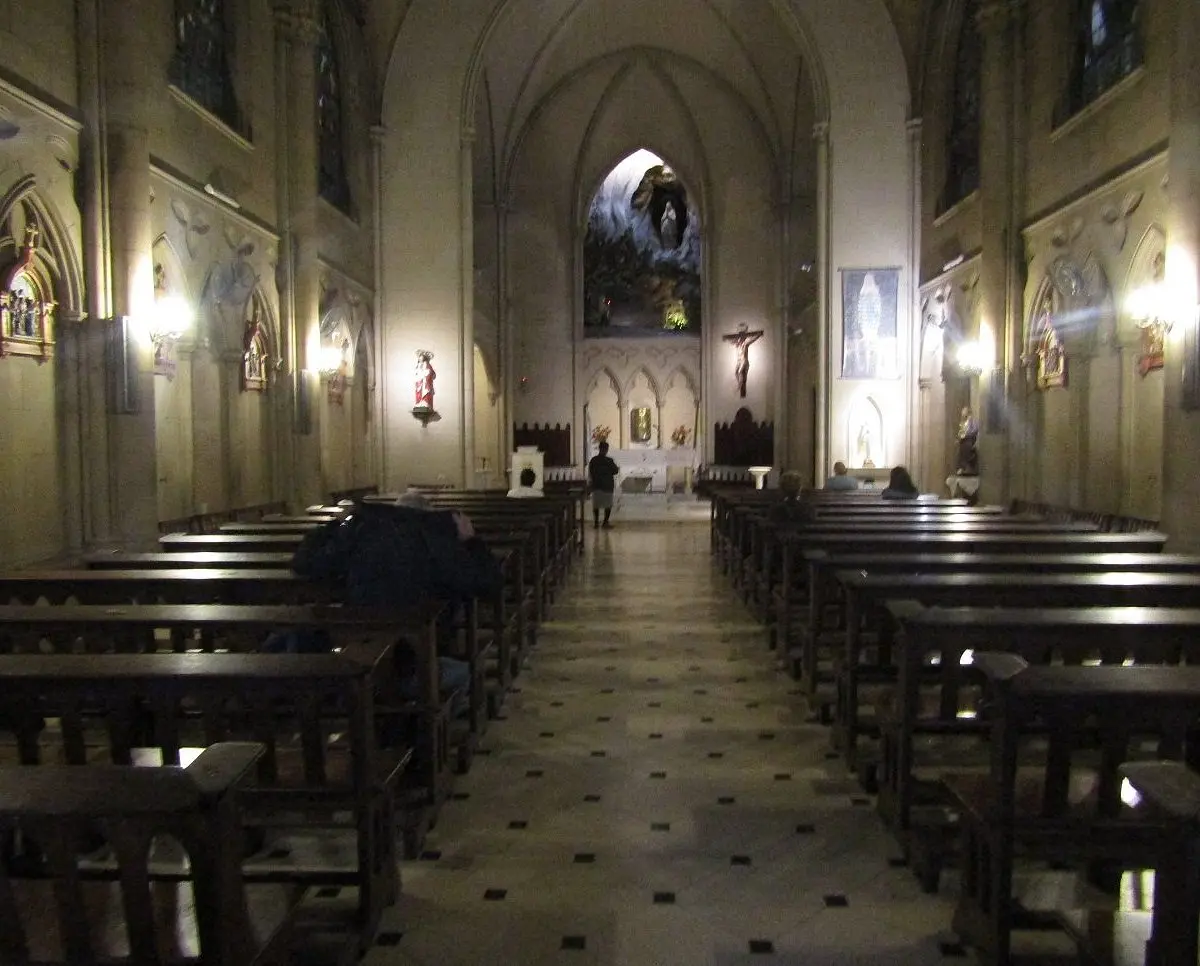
1127;281;1172;376
317;342;348;404
956;340;991;378
149;295;194;377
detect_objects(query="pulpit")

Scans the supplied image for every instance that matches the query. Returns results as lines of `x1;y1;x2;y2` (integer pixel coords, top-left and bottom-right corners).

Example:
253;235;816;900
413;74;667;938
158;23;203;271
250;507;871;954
510;447;545;491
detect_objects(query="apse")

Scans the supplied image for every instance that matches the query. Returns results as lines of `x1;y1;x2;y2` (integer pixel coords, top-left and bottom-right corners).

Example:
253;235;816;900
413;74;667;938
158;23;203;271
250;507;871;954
583;149;701;337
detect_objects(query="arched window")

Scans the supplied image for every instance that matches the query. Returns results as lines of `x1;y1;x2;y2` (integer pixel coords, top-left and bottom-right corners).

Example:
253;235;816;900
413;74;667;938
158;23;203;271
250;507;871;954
169;0;244;134
1061;0;1141;120
942;0;981;212
317;7;351;213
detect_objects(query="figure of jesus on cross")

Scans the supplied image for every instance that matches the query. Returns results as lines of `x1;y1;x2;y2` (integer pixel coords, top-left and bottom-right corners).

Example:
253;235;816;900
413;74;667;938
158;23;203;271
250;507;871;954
723;323;765;398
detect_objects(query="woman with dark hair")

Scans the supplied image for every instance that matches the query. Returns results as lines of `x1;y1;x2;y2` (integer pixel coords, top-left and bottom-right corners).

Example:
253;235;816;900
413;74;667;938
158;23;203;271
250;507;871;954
881;465;919;500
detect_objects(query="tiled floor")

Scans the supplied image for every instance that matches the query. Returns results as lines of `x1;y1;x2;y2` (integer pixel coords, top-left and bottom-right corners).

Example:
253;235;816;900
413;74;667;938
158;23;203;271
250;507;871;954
365;522;963;965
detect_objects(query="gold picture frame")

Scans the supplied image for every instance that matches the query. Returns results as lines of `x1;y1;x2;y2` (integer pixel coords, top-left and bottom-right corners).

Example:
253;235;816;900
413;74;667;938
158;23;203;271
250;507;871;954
630;406;652;443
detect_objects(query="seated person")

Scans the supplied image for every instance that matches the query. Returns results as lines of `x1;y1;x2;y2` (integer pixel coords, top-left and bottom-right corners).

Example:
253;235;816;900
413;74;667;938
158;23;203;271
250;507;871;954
824;461;859;491
881;465;919;500
507;467;543;499
770;470;814;525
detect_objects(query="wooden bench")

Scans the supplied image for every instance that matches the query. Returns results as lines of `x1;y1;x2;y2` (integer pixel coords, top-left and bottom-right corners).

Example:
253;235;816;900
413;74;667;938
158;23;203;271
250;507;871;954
834;570;1200;773
877;603;1200;851
0;607;440;941
0;742;302;965
946;655;1200;966
1119;761;1200;966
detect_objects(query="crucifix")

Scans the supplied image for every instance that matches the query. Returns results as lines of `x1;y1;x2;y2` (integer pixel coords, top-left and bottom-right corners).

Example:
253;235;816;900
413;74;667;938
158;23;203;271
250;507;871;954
722;323;764;398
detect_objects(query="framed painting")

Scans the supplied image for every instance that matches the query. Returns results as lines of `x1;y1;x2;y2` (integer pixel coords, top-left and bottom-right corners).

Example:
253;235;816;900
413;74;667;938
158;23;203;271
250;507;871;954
630;406;653;443
841;268;900;379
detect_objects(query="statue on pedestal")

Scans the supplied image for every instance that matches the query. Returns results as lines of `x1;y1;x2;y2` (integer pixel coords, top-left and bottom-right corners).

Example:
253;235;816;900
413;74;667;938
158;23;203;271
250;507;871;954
955;405;979;476
414;350;435;410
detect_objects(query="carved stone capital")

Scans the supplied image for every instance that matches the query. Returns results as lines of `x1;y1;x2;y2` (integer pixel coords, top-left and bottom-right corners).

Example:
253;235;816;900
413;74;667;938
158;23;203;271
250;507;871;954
812;120;830;143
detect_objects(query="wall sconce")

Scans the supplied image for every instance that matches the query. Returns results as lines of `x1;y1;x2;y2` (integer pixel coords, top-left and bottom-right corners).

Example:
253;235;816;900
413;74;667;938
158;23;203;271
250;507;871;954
317;342;348;404
1127;282;1172;376
148;295;194;378
956;339;992;377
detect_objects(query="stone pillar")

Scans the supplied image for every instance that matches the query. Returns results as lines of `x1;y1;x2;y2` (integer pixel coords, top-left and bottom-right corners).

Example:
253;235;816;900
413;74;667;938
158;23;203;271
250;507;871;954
274;0;324;508
975;0;1025;504
1159;0;1200;546
906;118;923;470
370;124;388;486
813;121;831;483
101;0;160;546
459;128;477;486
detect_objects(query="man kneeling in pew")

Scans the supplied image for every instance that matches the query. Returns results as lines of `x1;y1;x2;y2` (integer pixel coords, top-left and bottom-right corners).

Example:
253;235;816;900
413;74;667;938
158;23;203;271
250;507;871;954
276;494;504;725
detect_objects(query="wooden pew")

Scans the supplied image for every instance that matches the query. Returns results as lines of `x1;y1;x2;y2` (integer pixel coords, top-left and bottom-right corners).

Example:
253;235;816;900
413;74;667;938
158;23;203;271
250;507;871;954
876;602;1200;852
0;607;447;906
777;531;1169;695
834;570;1200;773
1119;761;1200;966
0;742;303;965
947;655;1200;966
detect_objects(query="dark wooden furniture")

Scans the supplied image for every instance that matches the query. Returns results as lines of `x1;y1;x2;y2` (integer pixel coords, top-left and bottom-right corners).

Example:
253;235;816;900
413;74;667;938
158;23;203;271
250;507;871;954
0;742;299;965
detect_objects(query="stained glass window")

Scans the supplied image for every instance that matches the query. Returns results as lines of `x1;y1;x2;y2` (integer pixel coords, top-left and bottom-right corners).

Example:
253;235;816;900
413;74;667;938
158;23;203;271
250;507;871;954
942;0;981;211
317;8;351;212
169;0;244;134
1061;0;1141;120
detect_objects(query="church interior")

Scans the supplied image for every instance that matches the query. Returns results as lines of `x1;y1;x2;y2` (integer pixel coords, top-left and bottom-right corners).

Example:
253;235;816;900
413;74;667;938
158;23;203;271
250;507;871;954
2;0;1200;963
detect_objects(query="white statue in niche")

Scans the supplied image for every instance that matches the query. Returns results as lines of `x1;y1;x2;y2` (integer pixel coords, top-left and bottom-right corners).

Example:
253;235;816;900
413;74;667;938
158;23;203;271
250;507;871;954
856;423;875;468
847;397;884;470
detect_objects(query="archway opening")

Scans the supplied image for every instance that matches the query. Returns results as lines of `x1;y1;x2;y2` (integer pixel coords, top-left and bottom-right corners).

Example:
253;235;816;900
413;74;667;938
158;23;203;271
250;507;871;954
583;148;701;337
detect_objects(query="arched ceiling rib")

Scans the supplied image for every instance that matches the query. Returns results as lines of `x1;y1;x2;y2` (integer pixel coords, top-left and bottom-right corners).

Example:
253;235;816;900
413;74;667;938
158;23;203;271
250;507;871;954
474;0;816;184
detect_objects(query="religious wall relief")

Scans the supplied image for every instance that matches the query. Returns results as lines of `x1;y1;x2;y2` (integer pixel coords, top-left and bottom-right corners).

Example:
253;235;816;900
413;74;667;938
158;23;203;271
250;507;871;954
841;268;899;379
0;224;55;362
241;294;270;392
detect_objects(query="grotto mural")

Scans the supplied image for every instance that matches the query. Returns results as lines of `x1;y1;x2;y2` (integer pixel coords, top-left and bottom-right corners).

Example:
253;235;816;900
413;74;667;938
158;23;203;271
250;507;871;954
584;149;701;337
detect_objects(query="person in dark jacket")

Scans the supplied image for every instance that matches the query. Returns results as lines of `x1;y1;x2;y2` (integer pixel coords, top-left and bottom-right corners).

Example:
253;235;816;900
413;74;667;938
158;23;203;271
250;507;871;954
881;465;919;500
769;471;814;525
587;442;619;529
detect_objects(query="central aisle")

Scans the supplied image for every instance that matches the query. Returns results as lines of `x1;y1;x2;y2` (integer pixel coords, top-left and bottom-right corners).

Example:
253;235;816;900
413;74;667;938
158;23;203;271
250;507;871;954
367;523;958;965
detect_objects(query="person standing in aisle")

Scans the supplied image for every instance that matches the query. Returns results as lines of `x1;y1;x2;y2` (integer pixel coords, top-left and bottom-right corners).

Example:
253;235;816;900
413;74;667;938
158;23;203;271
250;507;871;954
588;441;619;529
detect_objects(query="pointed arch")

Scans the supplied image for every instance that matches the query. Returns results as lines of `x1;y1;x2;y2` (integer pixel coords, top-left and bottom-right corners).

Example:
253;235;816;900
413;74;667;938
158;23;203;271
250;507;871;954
663;364;697;396
1121;223;1166;345
0;175;84;320
624;365;662;407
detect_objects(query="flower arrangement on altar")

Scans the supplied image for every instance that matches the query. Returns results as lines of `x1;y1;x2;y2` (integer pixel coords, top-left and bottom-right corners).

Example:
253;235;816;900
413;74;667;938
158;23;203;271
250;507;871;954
670;424;691;447
590;425;611;445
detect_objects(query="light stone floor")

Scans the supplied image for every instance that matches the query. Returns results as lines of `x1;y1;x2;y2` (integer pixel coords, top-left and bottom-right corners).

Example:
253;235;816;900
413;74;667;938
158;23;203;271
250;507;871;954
362;523;971;966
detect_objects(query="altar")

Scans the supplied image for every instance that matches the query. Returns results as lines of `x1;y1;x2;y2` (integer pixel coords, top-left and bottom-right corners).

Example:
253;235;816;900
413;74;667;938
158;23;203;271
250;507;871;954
608;448;697;493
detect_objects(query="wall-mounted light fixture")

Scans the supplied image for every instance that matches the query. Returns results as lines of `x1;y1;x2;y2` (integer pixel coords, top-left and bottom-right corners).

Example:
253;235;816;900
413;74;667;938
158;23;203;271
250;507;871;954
956;339;992;377
317;341;349;404
203;182;241;210
1128;280;1172;376
148;295;194;377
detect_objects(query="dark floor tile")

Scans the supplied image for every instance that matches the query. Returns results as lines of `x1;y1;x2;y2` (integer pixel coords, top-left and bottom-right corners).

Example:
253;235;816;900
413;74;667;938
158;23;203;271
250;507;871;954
526;770;544;778
376;932;404;947
748;939;774;954
315;887;341;898
574;853;596;864
823;894;849;908
600;688;615;694
746;702;760;709
718;796;736;805
707;752;724;759
647;677;661;683
938;940;968;958
483;888;508;901
731;855;752;866
701;716;714;723
539;732;555;738
558;677;572;682
419;849;442;861
649;733;663;739
508;820;528;830
451;792;471;800
648;701;662;708
596;715;612;722
651;822;670;831
561;936;587;951
583;794;602;802
774;773;792;781
550;701;564;707
650;771;667;779
694;688;708;695
590;750;607;758
653;891;676;904
795;824;816;835
758;732;776;740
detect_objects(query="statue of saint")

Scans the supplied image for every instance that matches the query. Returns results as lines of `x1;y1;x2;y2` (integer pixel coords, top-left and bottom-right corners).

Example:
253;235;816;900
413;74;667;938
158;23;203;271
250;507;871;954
955;405;979;476
856;423;875;468
722;324;765;398
414;350;436;410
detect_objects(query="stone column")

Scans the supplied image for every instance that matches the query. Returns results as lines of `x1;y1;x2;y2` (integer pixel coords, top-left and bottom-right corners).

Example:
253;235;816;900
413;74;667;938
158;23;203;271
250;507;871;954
101;0;160;546
274;0;324;507
370;124;388;486
813;121;831;483
906;118;923;470
1159;0;1200;545
975;0;1025;504
459;128;477;486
